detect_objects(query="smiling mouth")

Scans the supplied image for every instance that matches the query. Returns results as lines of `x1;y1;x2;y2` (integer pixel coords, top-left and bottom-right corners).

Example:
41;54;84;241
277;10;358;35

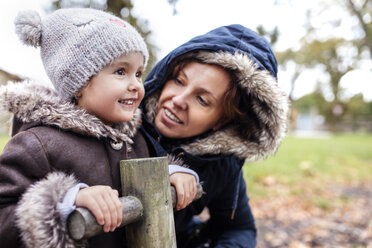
164;108;183;124
118;99;135;105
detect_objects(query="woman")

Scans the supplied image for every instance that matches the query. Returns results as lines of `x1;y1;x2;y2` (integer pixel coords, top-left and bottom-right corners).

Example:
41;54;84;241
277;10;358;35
141;24;289;247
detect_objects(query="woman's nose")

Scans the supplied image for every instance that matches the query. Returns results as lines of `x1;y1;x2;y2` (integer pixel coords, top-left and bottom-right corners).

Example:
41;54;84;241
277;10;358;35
172;93;187;110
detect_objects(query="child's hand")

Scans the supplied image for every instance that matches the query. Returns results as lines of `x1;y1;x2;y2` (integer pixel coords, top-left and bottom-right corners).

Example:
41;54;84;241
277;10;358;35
75;185;122;233
170;173;197;211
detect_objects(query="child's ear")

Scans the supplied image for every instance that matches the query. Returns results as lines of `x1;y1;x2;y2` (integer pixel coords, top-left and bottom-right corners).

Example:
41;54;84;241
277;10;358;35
75;91;82;99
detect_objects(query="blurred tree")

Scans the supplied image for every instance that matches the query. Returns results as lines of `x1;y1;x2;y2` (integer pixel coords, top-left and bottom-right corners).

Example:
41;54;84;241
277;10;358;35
248;0;371;131
297;38;354;103
256;25;280;46
344;93;370;118
274;1;368;128
257;19;305;102
283;37;356;125
276;0;371;99
343;0;372;58
167;0;179;15
368;100;372;117
256;25;301;102
48;0;158;77
292;85;329;116
342;93;372;131
275;48;303;102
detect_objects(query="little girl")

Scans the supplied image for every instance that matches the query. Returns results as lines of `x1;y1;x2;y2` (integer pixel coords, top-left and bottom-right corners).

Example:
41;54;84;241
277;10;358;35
0;8;197;248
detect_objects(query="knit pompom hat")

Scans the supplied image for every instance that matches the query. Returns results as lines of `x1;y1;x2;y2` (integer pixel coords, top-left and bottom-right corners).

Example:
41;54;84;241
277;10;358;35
14;8;149;101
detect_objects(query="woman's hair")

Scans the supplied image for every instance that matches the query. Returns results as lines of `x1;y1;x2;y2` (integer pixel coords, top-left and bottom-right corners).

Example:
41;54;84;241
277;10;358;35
163;53;262;142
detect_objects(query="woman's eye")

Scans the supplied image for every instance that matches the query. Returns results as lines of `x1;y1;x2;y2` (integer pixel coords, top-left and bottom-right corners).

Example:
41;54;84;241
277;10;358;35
114;68;125;75
174;78;183;86
197;96;208;106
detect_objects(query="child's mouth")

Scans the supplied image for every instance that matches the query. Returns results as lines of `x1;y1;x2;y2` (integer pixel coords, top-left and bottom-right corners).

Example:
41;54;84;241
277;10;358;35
118;99;135;105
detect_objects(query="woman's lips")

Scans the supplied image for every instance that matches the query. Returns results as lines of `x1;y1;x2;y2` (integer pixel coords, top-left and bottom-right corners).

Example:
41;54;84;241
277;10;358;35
164;108;183;124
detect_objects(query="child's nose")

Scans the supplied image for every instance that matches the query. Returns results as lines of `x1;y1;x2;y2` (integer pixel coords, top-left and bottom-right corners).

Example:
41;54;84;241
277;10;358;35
128;76;141;91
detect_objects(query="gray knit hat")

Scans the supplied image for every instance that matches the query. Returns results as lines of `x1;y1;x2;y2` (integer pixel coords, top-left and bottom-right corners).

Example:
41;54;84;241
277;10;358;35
14;8;149;101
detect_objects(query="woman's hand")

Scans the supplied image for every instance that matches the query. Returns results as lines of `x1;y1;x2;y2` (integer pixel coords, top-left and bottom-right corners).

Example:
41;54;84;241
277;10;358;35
75;185;122;233
170;173;197;210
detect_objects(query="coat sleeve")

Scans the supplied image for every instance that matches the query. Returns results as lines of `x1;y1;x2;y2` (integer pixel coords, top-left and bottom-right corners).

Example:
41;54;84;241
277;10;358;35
208;161;256;248
0;131;84;248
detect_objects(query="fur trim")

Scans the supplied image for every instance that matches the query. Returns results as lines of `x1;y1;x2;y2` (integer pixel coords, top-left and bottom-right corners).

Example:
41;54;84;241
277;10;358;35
145;51;289;161
0;81;142;144
15;172;86;248
167;154;186;167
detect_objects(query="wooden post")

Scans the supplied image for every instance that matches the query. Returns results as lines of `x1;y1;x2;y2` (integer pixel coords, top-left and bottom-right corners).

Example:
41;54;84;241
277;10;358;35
67;157;203;242
120;157;177;248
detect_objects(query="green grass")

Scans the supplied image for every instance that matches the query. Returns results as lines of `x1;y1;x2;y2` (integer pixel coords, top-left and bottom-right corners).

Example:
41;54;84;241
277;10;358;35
243;133;372;198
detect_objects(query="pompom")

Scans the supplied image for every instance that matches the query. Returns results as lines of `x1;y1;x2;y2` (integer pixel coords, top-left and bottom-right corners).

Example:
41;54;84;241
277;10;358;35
14;10;42;47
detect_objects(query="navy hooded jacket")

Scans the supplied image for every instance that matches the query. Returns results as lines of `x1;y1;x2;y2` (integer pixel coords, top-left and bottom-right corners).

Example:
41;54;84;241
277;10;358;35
141;24;289;248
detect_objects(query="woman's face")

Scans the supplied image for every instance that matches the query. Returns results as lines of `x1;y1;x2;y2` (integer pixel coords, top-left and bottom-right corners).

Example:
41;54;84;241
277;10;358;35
155;62;230;138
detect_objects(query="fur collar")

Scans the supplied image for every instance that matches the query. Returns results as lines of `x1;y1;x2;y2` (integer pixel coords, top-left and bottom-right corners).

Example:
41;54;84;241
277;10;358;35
145;51;289;161
0;81;142;144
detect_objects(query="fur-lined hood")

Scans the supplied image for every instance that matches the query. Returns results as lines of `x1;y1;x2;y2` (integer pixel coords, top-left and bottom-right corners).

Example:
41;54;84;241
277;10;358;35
0;81;142;143
142;24;289;161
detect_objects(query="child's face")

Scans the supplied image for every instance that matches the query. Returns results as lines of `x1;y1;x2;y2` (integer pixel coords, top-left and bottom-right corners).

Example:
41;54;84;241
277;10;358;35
77;52;145;125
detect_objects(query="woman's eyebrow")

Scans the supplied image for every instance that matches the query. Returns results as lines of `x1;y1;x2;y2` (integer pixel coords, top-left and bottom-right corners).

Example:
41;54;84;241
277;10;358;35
200;88;218;101
181;69;218;102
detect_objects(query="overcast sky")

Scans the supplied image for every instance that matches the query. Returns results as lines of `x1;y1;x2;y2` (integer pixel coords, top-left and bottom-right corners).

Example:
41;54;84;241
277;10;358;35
0;0;371;100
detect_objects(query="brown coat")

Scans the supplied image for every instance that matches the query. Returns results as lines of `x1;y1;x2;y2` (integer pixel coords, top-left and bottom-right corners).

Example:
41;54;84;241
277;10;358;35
0;82;150;248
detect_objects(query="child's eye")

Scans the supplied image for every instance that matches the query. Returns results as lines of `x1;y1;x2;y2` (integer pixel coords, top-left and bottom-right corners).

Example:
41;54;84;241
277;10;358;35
114;68;125;75
136;71;143;78
197;96;208;106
